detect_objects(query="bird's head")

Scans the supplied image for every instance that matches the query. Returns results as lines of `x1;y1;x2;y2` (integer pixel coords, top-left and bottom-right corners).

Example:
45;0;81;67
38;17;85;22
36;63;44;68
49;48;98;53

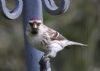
28;20;42;34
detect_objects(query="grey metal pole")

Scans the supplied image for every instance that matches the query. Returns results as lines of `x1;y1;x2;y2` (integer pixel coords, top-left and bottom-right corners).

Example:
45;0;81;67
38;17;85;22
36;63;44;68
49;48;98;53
23;0;45;71
0;0;23;19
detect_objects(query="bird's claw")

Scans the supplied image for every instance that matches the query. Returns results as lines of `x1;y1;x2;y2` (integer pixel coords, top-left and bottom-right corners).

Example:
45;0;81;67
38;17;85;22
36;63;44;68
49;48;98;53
39;55;51;71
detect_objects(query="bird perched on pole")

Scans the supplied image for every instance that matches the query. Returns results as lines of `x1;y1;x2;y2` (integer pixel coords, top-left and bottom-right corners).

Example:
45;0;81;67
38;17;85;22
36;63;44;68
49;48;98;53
26;19;87;58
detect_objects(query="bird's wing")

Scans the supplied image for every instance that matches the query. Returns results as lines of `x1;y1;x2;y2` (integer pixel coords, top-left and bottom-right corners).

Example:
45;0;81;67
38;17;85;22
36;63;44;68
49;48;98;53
47;28;65;41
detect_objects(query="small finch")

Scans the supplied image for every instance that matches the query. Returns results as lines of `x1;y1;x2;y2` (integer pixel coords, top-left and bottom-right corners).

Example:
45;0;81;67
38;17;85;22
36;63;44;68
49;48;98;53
26;19;87;58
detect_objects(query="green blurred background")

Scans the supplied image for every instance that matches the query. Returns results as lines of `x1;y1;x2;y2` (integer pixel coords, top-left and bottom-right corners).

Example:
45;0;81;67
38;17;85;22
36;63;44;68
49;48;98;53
0;0;100;71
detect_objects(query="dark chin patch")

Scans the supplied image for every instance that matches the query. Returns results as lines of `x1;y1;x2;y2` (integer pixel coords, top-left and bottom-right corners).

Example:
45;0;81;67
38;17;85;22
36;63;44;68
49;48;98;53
31;29;38;34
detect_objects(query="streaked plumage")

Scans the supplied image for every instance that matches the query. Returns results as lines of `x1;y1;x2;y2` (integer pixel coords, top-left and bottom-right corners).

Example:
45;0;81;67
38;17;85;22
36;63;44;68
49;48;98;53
26;20;87;58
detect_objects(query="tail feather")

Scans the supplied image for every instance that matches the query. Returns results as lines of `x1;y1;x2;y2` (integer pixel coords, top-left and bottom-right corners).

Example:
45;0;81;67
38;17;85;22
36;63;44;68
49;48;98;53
66;40;87;46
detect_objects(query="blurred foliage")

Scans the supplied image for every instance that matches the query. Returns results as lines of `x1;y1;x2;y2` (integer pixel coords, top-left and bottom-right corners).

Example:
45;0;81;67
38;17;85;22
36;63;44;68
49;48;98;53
0;0;100;71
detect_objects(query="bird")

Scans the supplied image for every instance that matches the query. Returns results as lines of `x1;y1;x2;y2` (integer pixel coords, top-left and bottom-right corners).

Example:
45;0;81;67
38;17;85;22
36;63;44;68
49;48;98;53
25;19;87;58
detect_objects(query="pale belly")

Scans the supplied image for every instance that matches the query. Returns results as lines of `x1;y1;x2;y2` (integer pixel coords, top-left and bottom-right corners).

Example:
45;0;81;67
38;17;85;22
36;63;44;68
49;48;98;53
26;35;46;52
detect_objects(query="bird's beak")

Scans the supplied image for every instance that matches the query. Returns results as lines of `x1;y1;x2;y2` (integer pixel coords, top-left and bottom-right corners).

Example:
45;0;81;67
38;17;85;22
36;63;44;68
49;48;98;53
33;23;38;29
31;23;39;34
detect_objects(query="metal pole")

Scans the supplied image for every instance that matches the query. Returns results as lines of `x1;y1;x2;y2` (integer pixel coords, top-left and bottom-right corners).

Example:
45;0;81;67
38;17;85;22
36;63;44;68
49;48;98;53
0;0;23;19
23;0;45;71
0;1;1;12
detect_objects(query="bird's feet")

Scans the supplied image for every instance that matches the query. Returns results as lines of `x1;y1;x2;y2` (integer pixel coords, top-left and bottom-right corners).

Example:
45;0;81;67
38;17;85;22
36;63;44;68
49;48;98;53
39;55;51;71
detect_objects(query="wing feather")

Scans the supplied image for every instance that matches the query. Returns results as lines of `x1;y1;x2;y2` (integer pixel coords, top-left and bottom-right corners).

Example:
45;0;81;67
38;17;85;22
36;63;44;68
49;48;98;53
47;28;65;41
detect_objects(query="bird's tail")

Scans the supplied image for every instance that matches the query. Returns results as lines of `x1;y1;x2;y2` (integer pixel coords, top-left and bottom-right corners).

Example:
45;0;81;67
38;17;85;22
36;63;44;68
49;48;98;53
64;40;87;47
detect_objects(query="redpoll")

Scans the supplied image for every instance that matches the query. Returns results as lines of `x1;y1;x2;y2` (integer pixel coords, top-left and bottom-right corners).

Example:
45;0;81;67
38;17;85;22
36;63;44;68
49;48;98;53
26;19;87;58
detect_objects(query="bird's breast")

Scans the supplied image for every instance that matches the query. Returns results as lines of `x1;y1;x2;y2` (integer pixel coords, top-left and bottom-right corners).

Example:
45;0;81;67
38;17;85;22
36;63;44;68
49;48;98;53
27;34;46;51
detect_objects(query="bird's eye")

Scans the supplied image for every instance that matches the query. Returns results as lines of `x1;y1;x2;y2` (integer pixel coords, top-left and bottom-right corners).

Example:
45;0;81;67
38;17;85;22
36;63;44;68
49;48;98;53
29;22;33;26
37;23;41;26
